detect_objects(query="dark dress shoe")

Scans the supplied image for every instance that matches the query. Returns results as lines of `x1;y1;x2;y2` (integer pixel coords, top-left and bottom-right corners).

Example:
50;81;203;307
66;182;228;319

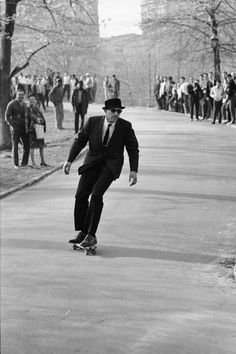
68;231;86;244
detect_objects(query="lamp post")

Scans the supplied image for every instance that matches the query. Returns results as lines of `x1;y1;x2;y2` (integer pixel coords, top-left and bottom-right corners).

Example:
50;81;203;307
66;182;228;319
208;0;222;81
211;34;221;81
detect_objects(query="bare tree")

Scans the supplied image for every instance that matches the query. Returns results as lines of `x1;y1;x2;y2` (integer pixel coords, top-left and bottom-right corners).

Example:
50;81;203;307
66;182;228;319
0;0;99;149
141;0;236;78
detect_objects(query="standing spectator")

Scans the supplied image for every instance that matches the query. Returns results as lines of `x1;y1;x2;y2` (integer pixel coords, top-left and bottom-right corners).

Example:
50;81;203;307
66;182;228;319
84;73;93;103
210;79;224;124
18;72;26;93
188;78;202;121
31;75;38;96
27;94;48;168
111;74;120;98
36;77;46;111
168;83;178;112
49;78;64;131
44;75;52;108
166;76;173;110
201;73;212;119
47;69;54;87
5;89;30;168
177;82;184;113
208;72;215;117
70;74;78;92
11;76;25;98
198;74;204;117
90;74;97;102
153;75;161;109
54;72;62;85
225;73;236;125
180;77;190;114
103;76;112;100
25;75;33;97
63;72;71;100
71;81;89;133
158;76;168;110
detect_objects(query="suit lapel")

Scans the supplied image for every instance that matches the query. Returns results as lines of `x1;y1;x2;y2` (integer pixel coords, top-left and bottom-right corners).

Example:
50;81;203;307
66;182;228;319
98;116;105;144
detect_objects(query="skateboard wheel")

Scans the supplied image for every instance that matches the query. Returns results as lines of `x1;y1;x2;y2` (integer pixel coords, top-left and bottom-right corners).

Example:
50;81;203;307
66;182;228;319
73;245;76;250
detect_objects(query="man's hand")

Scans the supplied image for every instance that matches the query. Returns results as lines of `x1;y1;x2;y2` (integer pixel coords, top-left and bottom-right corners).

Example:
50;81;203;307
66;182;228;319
63;161;72;175
129;171;137;186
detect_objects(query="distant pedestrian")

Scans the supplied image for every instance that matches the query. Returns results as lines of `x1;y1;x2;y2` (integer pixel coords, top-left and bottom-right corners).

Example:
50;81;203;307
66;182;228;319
103;76;113;100
63;72;71;101
27;94;48;168
5;89;30;169
84;73;93;103
111;74;120;98
49;78;64;131
71;80;89;133
36;77;46;111
154;75;161;109
90;74;97;102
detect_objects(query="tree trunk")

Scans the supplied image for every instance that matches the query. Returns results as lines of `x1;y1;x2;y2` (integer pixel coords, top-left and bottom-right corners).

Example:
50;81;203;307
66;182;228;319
0;0;19;150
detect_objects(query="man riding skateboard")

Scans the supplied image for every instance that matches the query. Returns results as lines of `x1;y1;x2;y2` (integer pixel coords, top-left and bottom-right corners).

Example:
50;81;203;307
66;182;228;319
63;98;139;249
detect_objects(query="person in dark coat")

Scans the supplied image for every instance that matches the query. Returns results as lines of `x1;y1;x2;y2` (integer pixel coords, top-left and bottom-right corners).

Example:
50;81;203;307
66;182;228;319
71;80;89;133
5;89;30;168
63;98;139;248
188;78;203;121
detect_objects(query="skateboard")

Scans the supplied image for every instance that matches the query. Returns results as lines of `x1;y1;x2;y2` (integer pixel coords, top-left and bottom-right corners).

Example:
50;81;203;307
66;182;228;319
72;243;97;255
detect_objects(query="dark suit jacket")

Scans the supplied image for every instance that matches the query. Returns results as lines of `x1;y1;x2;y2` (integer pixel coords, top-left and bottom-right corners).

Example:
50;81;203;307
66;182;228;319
67;115;139;180
227;79;236;99
71;89;89;115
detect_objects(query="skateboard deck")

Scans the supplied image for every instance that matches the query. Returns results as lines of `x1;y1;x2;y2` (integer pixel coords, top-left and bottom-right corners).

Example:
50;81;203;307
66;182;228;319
72;243;97;255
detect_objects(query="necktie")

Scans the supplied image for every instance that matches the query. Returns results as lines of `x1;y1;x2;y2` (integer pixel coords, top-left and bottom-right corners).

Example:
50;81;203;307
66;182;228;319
103;123;112;146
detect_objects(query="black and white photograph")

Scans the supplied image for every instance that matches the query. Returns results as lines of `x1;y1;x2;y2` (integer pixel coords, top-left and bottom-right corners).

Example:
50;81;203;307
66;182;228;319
1;0;236;353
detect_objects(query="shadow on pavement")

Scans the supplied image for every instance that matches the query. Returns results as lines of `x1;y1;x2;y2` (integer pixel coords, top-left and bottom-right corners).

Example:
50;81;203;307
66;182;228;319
2;238;216;264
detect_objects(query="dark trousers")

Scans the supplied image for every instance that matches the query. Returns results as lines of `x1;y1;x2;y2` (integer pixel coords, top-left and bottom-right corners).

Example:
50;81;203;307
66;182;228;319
182;93;190;114
75;108;85;132
213;100;222;123
11;128;30;166
190;97;199;120
228;96;236;123
74;160;114;236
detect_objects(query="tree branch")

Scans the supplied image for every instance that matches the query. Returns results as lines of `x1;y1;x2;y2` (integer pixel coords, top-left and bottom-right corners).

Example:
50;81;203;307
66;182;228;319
9;42;50;78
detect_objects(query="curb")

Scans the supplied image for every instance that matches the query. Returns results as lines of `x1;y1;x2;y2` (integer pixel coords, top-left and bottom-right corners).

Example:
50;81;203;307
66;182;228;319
0;149;88;200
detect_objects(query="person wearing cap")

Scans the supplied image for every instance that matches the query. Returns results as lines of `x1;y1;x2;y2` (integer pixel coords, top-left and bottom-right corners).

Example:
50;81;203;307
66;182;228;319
49;78;64;131
63;98;139;248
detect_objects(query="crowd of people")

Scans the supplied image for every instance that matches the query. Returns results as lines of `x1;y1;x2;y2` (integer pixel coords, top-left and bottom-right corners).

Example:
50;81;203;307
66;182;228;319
5;66;236;171
10;70;98;106
6;69;121;169
153;71;236;125
10;70;121;107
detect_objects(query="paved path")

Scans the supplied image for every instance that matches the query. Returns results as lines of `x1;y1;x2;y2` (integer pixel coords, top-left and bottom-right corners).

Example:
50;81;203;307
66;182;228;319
1;107;236;354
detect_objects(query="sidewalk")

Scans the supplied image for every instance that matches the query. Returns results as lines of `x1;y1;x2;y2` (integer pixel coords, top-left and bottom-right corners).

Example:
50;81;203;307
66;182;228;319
0;103;101;199
1;107;236;354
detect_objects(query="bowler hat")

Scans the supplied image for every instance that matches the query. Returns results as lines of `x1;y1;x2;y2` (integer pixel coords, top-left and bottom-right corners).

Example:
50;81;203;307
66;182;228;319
102;98;125;110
